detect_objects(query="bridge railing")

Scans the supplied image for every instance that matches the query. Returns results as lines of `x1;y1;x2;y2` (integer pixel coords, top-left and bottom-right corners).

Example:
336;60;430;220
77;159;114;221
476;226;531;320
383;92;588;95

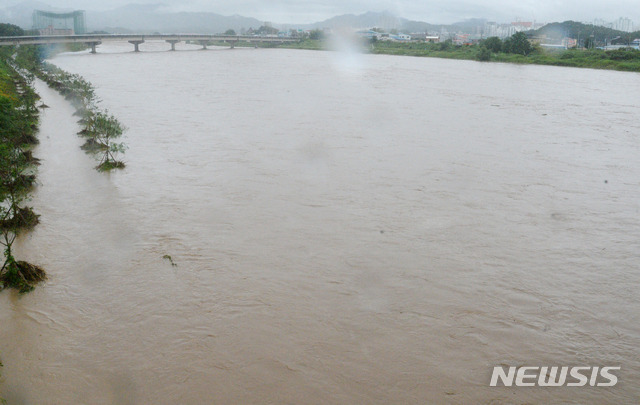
0;34;299;45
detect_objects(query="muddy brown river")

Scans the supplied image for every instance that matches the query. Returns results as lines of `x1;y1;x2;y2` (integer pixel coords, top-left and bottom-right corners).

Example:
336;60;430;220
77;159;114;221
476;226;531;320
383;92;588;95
1;41;639;404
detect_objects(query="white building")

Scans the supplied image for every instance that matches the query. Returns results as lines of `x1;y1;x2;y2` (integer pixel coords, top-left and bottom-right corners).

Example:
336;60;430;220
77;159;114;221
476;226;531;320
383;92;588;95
393;33;411;41
484;22;516;38
593;17;634;33
613;17;634;32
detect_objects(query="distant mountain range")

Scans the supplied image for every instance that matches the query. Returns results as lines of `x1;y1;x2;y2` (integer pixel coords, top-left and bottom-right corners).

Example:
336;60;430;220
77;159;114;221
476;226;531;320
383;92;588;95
88;4;265;34
4;0;638;41
0;0;54;28
294;11;478;33
0;2;265;33
0;1;489;34
306;11;433;31
277;11;440;33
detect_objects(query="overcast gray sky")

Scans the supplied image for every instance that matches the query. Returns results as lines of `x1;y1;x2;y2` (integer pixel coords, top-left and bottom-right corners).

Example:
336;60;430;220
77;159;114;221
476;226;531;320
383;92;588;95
5;0;640;25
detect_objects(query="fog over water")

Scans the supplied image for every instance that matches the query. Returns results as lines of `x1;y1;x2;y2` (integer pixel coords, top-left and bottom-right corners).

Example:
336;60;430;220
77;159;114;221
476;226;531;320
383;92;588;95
1;41;640;403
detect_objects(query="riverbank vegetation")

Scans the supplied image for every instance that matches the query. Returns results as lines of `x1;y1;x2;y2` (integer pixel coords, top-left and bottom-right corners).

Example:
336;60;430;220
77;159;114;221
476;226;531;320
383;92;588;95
267;32;640;72
166;30;640;72
0;23;127;292
0;26;46;293
14;45;127;171
209;38;326;51
369;34;640;72
84;110;127;171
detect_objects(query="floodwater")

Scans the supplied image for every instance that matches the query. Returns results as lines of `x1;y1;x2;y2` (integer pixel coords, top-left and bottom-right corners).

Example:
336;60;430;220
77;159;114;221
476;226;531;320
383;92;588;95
1;41;640;404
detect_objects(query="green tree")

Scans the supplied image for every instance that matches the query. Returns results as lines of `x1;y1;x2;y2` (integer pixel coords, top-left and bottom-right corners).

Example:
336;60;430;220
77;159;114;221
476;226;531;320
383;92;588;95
477;46;491;61
0;96;45;293
584;36;595;49
309;29;325;40
482;36;503;53
224;29;236;36
0;23;24;37
257;25;278;36
503;32;533;55
0;82;39;230
0;143;37;227
438;39;453;51
91;111;126;171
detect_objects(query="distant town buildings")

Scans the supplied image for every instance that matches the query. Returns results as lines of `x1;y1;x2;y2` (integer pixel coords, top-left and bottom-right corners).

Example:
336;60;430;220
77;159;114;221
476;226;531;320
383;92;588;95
565;38;578;48
408;33;440;43
355;30;380;40
296;15;636;47
355;30;426;42
391;33;411;41
453;34;471;45
592;17;634;32
613;17;633;32
37;26;74;36
484;21;544;39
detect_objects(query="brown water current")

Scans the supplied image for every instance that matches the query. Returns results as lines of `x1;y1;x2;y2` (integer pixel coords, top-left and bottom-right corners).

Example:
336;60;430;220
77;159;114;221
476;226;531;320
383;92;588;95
1;41;640;404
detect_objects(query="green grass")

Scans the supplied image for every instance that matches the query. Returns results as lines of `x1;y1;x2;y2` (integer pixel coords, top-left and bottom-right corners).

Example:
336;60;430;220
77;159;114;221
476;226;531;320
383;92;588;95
201;39;324;50
491;49;640;72
275;39;326;50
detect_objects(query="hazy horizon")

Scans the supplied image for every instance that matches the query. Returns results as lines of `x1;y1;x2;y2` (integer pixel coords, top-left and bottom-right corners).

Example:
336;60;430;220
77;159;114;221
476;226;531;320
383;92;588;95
1;0;639;27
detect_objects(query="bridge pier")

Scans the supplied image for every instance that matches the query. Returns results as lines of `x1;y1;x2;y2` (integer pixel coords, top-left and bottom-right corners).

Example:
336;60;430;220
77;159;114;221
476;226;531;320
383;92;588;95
166;39;180;51
198;40;209;50
86;41;101;54
128;40;144;52
229;40;238;49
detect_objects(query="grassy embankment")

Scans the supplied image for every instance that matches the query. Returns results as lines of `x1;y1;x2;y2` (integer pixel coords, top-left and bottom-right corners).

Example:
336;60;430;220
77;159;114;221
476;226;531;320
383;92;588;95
369;40;640;72
198;38;326;51
230;37;640;72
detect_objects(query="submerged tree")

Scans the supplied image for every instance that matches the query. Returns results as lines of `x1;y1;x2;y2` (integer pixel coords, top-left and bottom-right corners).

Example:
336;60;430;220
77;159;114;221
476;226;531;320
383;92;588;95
32;63;127;172
0;155;44;293
0;92;39;230
0;215;46;293
0;144;39;230
0;85;45;293
92;111;127;171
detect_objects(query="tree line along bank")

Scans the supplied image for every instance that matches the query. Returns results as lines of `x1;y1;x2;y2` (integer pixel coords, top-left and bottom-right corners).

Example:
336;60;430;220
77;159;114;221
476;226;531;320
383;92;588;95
0;22;127;295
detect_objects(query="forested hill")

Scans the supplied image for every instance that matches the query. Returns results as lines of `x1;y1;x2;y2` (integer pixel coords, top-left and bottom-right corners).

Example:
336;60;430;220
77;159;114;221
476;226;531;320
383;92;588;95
532;21;640;45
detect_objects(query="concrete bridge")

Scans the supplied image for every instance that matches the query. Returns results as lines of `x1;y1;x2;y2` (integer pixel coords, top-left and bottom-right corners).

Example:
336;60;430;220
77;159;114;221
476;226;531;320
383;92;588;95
0;34;299;53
